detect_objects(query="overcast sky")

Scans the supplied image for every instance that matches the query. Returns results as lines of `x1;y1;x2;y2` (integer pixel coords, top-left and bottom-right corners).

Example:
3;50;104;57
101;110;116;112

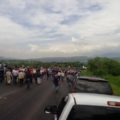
0;0;120;59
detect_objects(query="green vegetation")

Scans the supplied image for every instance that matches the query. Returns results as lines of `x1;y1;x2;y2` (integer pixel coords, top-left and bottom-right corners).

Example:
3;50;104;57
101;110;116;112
88;57;120;76
104;75;120;96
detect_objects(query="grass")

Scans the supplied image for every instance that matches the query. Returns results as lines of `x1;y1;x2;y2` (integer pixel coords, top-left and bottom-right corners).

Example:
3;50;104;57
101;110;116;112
80;70;120;96
103;75;120;96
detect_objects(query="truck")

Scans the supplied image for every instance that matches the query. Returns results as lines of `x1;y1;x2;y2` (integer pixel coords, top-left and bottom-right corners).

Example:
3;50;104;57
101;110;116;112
44;93;120;120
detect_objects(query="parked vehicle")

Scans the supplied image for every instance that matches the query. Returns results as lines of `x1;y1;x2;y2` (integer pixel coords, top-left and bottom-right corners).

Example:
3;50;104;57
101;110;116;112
75;76;113;95
44;93;120;120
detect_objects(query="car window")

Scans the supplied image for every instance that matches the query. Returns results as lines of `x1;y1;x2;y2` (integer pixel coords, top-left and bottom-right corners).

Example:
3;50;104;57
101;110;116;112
67;105;120;120
57;96;68;118
76;79;113;95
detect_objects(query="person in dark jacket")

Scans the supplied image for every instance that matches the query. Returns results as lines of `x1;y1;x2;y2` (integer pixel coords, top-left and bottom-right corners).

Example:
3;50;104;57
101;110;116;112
25;68;31;89
0;65;4;84
53;72;60;93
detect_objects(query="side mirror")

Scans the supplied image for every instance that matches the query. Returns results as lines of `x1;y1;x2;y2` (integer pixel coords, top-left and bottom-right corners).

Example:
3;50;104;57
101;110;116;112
44;105;57;114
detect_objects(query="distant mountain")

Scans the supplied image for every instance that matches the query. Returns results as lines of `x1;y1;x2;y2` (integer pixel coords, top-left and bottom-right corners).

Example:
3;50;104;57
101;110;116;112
0;56;120;63
0;57;6;60
31;56;91;63
0;56;19;61
31;56;120;62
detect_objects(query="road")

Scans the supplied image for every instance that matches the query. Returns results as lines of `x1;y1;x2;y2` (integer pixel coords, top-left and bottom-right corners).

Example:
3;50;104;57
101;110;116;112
0;80;69;120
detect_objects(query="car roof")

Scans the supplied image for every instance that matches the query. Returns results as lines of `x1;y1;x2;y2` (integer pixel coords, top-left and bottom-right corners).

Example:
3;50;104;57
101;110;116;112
77;76;107;82
69;93;120;107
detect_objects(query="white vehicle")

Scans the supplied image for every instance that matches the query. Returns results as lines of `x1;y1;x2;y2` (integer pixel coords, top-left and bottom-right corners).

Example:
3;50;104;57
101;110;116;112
44;93;120;120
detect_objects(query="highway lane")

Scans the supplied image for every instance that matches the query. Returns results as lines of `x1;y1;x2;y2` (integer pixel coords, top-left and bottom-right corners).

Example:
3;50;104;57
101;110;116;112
0;80;68;120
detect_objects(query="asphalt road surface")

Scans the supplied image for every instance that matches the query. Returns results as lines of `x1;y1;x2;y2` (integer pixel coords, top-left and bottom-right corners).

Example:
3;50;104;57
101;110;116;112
0;80;69;120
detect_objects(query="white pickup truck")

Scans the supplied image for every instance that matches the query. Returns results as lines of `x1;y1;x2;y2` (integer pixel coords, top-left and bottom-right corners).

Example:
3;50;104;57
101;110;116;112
44;93;120;120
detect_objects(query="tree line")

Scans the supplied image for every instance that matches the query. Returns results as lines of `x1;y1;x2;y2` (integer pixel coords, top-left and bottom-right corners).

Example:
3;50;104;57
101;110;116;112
88;57;120;76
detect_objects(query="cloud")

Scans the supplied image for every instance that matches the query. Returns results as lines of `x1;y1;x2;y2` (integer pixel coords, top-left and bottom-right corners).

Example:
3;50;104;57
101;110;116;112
0;16;29;43
0;0;120;58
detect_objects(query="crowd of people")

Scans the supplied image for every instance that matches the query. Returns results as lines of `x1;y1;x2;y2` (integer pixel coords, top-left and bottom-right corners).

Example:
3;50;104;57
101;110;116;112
0;63;80;91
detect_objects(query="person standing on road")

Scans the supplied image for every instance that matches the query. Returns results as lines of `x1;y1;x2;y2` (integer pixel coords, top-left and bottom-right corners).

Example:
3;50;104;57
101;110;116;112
36;68;42;85
18;70;25;87
66;69;77;92
33;67;37;84
5;69;13;85
52;70;60;93
47;67;52;80
12;67;18;85
25;68;31;89
0;64;4;84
